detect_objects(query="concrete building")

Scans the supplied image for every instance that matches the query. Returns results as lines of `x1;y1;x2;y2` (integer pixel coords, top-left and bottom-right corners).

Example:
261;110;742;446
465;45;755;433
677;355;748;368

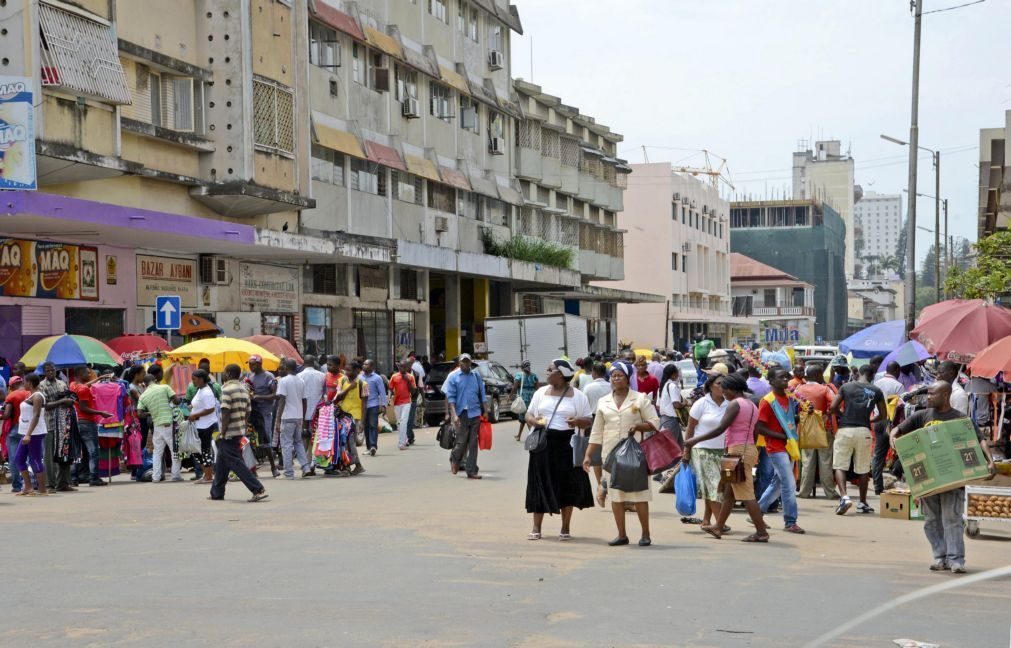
853;191;902;276
729;199;847;342
979;110;1011;238
0;0;645;369
730;253;816;348
792;140;860;278
597;163;752;352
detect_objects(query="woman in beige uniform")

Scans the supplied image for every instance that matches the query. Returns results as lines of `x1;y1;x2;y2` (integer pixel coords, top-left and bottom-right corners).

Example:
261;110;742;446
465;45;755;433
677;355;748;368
584;361;659;546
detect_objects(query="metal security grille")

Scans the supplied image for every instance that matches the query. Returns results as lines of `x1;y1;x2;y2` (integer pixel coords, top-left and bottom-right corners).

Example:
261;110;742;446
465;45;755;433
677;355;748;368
517;120;541;150
39;1;131;104
253;78;295;155
614;231;624;258
518;208;537;237
559;218;578;247
560;138;579;166
538;212;553;240
540;129;560;159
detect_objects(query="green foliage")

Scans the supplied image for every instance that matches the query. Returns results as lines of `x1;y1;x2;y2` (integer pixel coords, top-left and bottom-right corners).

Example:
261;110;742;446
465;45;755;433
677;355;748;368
915;286;939;317
480;230;575;269
944;231;1011;300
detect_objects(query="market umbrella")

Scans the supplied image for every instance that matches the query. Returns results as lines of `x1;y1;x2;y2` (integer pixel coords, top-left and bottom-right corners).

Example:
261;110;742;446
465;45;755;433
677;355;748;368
838;320;906;359
106;334;172;356
243;335;302;364
911;299;1011;363
167;337;280;372
880;340;930;369
967;335;1011;378
20;334;121;369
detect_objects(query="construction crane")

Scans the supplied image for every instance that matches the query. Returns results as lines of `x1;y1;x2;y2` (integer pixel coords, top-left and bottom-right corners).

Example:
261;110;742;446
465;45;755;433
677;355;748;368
641;146;735;192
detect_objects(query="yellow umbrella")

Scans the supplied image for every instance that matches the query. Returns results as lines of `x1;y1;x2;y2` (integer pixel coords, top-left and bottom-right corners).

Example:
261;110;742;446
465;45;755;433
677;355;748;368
166;337;280;372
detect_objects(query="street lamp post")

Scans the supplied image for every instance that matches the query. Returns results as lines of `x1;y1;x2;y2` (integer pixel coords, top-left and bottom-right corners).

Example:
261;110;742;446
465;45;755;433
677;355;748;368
902;187;947;296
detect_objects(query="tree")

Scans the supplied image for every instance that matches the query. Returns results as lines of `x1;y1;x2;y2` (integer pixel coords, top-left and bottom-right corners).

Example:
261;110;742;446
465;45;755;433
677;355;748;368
880;255;899;274
944;231;1011;300
915;286;939;317
864;254;881;278
919;244;938;288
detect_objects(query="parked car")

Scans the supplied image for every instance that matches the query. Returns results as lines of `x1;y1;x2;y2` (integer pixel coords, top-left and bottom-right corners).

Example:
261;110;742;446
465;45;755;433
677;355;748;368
422;360;517;426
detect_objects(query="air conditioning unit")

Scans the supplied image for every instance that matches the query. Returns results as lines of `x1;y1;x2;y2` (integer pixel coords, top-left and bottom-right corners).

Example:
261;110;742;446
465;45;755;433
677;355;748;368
489;136;505;155
681;197;689;205
682;241;694;253
402;97;420;118
673;192;681;201
434;215;450;233
703;205;709;214
199;254;228;286
488;50;504;70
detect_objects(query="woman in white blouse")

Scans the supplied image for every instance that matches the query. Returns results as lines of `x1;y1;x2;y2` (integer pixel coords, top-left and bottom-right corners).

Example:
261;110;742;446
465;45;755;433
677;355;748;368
187;369;219;484
682;374;729;533
585;362;660;547
523;359;594;541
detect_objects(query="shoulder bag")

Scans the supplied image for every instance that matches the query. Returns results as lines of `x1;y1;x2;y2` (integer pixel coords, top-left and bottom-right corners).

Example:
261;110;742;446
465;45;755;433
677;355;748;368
720;403;757;484
639;394;682;474
525;387;568;454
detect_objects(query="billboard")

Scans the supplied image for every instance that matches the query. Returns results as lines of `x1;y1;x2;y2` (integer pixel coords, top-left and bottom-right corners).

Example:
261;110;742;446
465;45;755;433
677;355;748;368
0;237;98;301
0;77;36;190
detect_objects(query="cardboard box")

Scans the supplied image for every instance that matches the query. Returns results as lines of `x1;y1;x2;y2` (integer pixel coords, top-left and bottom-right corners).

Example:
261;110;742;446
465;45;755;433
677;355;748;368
880;489;923;520
894;418;992;499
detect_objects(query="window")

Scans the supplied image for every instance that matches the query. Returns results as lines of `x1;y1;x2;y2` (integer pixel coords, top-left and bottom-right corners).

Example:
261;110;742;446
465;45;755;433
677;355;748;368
540;129;560;159
429;0;447;22
485;197;508;226
489;24;503;52
672;204;677;221
132;69;205;134
682;254;687;272
352;42;365;84
560;137;579;166
672;253;677;271
430;82;453;120
396;269;422;300
392;171;422;204
428;182;455;213
457;191;481;219
309;21;340;69
468;3;479;41
792;287;805;307
395;65;418;102
370;51;390;92
350;158;385;196
304;264;338;295
763;289;776;307
253;78;295;155
303;306;332;357
310;144;345;186
459;96;479;132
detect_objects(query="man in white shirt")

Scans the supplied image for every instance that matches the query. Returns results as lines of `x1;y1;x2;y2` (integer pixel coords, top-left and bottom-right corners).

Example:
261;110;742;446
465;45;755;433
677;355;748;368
299;355;327;443
274;359;311;479
874;362;905;399
579;362;611;498
937;361;969;416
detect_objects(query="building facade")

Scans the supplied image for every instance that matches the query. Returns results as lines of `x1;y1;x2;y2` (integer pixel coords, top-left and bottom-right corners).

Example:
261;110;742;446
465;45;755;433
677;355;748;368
730;253;816;348
792;140;859;278
0;0;641;370
729;199;847;342
979;110;1011;239
853;191;902;276
597;163;751;352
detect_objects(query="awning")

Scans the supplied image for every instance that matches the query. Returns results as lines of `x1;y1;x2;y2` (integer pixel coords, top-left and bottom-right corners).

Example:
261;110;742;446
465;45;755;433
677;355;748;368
439;65;471;96
496;92;522;119
580;144;604;157
365;140;406;171
405;155;441;183
602;156;619;165
466;166;500;200
438;166;472;191
493;3;523;34
495;177;523;205
616;163;633;173
364;26;404;61
309;0;364;41
402;44;439;78
311;115;365;158
467;76;500;109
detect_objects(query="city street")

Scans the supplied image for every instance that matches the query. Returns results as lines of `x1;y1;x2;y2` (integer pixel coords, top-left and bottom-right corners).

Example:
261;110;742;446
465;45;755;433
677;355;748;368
4;420;1009;647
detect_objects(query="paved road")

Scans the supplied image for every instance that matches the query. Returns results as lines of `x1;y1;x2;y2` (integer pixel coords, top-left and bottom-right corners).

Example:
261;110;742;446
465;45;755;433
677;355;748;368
4;420;1009;647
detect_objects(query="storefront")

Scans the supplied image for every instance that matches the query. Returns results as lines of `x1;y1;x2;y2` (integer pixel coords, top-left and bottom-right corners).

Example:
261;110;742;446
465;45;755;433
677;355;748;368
353;309;392;373
0;236;136;362
239;262;301;347
303;305;333;357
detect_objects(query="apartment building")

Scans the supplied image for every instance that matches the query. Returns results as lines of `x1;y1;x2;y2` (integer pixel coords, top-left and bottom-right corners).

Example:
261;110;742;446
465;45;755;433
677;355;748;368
979;110;1011;238
596;163;750;352
0;0;640;369
792;140;860;278
853;191;902;275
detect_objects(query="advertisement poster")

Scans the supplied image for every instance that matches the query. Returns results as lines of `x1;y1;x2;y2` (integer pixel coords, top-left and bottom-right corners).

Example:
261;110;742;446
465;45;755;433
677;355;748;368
0;237;98;301
240;263;298;312
0;77;36;190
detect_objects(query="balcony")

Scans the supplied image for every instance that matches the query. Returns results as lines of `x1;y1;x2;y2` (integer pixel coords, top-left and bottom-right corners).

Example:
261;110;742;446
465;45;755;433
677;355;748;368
752;306;816;317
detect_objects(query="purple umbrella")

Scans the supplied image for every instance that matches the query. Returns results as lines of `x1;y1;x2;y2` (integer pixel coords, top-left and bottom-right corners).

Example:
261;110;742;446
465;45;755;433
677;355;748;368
881;340;930;368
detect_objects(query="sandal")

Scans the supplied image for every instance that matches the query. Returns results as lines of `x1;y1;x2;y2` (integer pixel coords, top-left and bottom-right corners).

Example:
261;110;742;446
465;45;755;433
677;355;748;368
703;526;722;540
248;491;269;503
559;533;572;541
742;533;770;543
784;524;806;534
16;490;35;497
527;531;541;541
680;517;703;525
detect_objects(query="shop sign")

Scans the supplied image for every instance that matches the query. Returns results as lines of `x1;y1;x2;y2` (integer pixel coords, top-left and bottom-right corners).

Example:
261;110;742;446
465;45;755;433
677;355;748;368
239;263;298;312
0;237;98;301
0;77;36;190
136;254;197;307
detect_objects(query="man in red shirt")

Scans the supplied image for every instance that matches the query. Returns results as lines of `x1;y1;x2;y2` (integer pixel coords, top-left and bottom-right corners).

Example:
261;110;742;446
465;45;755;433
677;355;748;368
2;376;28;492
795;364;839;499
756;367;805;534
70;365;112;487
389;359;418;451
324;356;344;402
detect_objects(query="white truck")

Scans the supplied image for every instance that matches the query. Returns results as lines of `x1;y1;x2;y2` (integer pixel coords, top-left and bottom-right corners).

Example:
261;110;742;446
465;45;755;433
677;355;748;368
484;314;590;376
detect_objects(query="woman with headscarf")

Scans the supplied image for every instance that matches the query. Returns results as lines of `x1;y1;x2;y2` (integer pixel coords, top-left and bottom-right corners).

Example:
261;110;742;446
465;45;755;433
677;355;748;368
523;359;594;540
682;374;729;533
656;363;686;445
584;361;660;546
512;360;540;442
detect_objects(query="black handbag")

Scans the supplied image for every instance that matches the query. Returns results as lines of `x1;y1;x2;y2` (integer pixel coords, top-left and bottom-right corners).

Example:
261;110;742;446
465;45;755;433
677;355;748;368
437;421;456;450
525;387;568;454
571;430;590;468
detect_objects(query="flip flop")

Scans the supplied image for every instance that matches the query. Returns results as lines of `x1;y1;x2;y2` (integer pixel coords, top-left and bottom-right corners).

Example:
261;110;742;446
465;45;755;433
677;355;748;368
742;533;769;543
16;490;35;497
558;533;572;541
703;526;722;540
248;492;269;503
680;517;703;525
527;532;541;541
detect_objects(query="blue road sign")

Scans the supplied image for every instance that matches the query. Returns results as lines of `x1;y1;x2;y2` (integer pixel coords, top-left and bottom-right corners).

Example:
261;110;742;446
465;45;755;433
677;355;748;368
156;295;182;331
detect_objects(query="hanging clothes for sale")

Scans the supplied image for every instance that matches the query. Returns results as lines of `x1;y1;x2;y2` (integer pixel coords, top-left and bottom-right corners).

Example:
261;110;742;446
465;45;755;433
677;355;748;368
309;401;354;472
92;379;129;477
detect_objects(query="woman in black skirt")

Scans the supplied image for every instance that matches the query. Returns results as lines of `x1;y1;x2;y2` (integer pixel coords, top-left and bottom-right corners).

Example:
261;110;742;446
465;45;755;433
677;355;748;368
524;358;595;541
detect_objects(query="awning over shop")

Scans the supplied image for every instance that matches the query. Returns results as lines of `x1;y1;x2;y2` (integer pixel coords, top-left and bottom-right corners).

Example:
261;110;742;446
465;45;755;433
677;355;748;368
365;140;407;171
466;75;500;109
495;91;522;119
580;144;604;157
525;284;665;304
309;0;364;41
311;115;365;158
402;44;439;78
439;65;471;96
364;26;404;61
493;3;523;34
465;166;500;200
405;155;441;183
494;176;523;205
438;166;472;191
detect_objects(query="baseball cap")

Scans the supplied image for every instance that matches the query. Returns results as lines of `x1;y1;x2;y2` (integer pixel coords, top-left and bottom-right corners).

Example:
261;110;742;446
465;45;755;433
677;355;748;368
249;354;263;363
459;353;473;362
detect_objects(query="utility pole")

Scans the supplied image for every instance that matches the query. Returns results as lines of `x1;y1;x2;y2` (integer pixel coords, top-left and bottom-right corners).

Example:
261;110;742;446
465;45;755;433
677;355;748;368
905;0;923;335
942;198;949;294
933;150;941;302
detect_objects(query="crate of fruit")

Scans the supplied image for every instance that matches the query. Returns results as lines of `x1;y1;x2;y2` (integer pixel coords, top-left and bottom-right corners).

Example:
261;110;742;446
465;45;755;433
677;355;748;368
964;486;1011;538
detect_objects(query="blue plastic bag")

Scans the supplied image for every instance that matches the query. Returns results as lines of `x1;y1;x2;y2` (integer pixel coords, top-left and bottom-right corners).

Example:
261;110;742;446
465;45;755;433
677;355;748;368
674;462;697;516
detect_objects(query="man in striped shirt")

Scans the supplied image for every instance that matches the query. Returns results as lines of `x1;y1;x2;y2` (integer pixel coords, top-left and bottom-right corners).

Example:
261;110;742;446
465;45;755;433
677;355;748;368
209;364;268;502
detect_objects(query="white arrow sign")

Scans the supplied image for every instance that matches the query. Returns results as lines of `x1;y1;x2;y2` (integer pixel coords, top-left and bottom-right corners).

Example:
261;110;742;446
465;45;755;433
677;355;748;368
159;300;177;328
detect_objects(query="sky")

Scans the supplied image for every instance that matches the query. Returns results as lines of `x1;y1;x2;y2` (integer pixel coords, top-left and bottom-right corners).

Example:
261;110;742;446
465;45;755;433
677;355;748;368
511;0;1009;268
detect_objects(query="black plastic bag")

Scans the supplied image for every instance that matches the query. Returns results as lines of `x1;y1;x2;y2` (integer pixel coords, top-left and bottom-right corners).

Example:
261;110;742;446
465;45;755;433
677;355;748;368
603;436;649;493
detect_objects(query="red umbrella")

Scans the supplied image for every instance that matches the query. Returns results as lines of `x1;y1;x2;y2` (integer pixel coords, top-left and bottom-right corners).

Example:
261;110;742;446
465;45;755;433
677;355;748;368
243;335;303;364
106;334;172;356
911;299;1011;362
967;335;1011;378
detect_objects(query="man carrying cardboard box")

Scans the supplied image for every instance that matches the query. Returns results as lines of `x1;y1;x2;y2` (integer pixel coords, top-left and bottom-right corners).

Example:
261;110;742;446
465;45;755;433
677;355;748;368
890;381;996;574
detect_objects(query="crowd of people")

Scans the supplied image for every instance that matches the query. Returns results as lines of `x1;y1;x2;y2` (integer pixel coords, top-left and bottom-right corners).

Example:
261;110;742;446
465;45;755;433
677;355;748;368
0;340;1000;572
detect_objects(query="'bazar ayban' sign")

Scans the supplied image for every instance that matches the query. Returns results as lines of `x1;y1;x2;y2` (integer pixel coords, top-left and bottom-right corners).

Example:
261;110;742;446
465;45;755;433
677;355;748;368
136;254;197;307
0;237;98;300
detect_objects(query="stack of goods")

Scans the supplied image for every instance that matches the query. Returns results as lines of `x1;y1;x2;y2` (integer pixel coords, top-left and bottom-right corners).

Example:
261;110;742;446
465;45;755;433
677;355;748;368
310;402;354;473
